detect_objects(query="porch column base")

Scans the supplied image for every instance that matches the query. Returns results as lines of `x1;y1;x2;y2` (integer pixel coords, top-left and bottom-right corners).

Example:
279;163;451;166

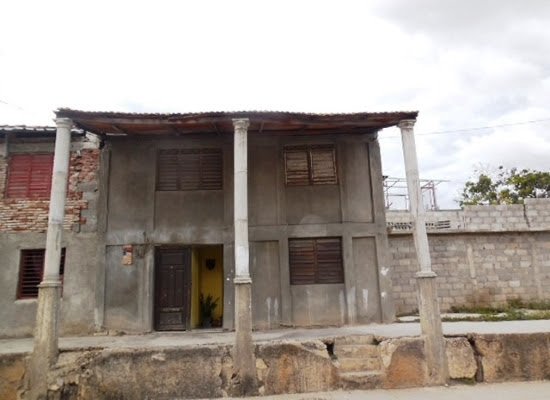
28;281;62;399
232;279;257;396
416;273;448;385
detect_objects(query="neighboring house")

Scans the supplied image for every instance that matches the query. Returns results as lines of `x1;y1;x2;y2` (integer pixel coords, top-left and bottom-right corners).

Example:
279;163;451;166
0;110;417;338
0;125;100;338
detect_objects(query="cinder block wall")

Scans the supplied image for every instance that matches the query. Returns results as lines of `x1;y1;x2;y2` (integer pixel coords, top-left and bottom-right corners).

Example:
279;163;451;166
387;199;550;313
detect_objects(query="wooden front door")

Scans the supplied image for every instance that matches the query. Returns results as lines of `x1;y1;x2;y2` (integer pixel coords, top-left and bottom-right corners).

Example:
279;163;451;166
155;247;191;331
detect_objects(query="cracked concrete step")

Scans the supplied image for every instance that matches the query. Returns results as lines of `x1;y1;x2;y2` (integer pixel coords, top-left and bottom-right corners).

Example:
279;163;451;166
338;357;381;372
333;343;379;358
340;371;382;390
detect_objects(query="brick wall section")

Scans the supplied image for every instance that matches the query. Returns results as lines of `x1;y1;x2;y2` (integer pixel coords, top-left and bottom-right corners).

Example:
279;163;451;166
387;200;550;313
0;148;100;233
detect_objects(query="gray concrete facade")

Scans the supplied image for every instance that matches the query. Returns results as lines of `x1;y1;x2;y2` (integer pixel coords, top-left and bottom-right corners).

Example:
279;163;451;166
0;118;395;339
98;131;393;333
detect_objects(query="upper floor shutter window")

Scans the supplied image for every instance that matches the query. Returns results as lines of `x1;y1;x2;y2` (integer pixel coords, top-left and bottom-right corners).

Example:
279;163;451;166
157;149;223;191
6;153;54;198
284;145;337;186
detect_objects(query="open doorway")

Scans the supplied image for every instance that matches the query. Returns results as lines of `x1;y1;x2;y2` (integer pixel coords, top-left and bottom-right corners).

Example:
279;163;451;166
190;245;224;329
154;245;224;331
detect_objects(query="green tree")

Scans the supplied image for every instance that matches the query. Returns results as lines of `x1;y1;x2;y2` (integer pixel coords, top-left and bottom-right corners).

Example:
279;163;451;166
460;166;550;206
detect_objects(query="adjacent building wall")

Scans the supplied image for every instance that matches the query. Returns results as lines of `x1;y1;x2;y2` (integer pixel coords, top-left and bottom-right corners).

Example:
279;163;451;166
387;199;550;313
0;135;101;338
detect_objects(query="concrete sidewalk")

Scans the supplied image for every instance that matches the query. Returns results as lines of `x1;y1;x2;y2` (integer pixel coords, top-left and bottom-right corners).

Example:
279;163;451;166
2;319;550;355
222;381;550;400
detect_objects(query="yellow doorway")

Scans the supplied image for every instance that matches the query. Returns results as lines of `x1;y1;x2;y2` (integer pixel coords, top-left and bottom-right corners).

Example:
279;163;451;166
190;245;223;329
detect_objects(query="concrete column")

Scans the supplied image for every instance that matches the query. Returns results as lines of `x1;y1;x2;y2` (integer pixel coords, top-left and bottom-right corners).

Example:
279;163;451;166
399;119;448;385
232;118;257;395
29;117;72;398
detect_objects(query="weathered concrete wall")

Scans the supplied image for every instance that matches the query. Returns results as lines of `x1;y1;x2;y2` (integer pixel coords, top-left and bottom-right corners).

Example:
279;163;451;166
291;284;346;326
0;232;100;338
250;241;281;329
472;333;550;382
3;332;550;399
351;237;382;322
0;354;25;400
0;136;101;338
387;199;550;313
102;137;232;333
101;133;391;332
256;341;339;395
9;341;339;399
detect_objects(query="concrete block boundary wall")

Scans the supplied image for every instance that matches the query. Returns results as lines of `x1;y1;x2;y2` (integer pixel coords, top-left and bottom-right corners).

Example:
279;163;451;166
387;199;550;314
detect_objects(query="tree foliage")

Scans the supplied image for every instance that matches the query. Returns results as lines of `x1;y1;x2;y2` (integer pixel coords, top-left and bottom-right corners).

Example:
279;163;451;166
460;166;550;206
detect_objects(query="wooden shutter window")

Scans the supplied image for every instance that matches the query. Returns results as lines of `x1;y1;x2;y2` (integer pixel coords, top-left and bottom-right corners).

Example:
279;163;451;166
157;150;180;191
6;153;54;198
284;150;310;186
284;145;337;186
199;150;223;190
157;149;222;191
310;148;337;184
17;248;66;299
289;237;343;285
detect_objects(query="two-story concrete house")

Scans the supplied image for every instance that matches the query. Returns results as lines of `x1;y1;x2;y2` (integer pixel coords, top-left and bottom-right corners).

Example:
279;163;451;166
0;110;417;338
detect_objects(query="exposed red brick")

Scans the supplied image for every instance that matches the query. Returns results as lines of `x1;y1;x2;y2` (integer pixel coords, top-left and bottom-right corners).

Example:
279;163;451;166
0;148;100;233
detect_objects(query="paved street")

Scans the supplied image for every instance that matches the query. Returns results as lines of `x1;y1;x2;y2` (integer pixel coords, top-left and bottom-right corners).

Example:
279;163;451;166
219;381;550;400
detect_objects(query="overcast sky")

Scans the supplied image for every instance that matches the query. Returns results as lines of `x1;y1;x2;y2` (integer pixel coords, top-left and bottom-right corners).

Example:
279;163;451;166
1;0;549;209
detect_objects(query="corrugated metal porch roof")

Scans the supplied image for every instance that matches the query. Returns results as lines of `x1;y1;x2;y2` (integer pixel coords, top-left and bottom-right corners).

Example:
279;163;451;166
55;109;418;137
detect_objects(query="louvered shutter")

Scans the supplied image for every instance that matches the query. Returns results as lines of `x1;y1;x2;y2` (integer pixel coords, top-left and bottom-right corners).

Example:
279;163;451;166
17;248;66;299
157;150;180;190
310;148;337;184
285;150;310;186
157;149;222;191
199;150;223;190
289;238;343;285
7;154;53;198
179;151;201;190
284;145;337;186
315;238;344;284
289;239;316;284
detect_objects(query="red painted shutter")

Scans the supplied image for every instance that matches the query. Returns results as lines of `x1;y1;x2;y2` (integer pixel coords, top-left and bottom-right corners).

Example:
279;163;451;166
6;154;53;198
17;248;66;299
